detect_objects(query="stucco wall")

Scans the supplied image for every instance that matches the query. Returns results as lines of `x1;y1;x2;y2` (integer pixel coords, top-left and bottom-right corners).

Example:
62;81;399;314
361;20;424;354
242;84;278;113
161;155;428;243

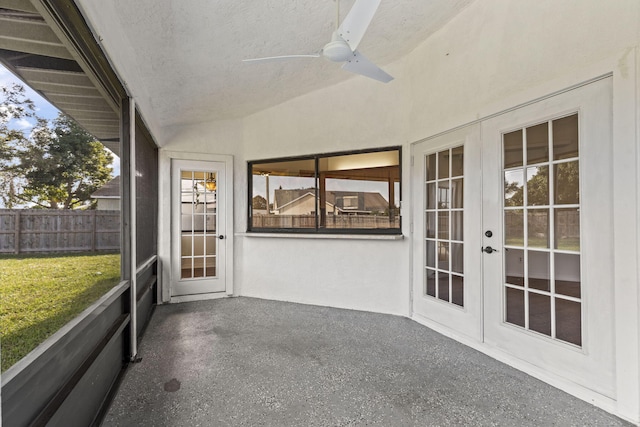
159;0;639;318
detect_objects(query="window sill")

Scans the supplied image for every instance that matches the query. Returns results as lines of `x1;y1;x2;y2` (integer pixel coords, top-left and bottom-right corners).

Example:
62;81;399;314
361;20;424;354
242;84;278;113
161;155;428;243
237;232;404;241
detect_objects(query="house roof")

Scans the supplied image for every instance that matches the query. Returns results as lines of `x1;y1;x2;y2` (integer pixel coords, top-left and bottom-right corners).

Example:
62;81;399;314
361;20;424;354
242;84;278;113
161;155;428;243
91;176;120;199
0;4;123;155
273;188;390;212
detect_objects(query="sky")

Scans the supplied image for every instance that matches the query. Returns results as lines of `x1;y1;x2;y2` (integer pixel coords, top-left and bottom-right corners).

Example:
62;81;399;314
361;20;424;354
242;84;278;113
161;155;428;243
0;63;120;176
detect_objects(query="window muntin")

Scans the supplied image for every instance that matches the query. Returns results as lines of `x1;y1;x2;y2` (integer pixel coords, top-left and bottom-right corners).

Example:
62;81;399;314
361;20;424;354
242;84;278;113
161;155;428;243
249;148;401;233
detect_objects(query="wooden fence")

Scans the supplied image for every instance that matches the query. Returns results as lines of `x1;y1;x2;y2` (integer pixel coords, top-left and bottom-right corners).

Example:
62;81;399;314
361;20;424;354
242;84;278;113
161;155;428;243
252;214;400;229
0;209;120;254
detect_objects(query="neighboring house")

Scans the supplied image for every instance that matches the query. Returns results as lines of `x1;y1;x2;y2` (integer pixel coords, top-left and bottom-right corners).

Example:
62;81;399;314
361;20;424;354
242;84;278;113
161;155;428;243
90;176;120;210
272;188;390;215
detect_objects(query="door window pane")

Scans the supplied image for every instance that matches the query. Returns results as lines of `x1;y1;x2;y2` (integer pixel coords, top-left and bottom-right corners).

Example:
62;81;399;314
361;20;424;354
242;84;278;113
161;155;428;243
553;114;579;160
526;122;549;164
527;209;549;248
555;208;580;251
451;211;463;241
438;150;450;179
438;211;449;240
555;253;581;298
451;146;464;177
423;145;464;307
426;269;436;297
502;115;582;346
528;250;550;292
554;161;580;205
526;166;549;206
505;249;525;286
438;272;450;302
504;130;523;168
426;154;437;181
451;178;464;208
529;293;551;336
505;210;524;246
555;298;582;346
505;170;524;207
451;276;464;307
506;287;525;327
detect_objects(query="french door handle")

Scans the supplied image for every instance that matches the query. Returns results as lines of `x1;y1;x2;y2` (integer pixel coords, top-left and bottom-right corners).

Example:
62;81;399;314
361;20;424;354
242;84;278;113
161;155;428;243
219;235;225;240
482;246;498;254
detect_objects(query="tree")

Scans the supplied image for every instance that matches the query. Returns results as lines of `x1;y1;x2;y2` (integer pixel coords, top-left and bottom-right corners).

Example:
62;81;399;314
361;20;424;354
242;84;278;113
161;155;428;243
16;114;113;209
252;195;267;210
0;83;35;208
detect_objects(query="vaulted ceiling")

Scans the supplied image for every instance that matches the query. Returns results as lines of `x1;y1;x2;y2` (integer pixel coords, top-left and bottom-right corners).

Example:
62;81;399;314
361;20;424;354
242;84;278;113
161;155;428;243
1;0;475;150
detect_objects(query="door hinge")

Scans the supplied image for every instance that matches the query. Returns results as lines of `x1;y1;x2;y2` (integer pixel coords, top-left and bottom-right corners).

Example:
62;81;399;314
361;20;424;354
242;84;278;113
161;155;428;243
410;222;414;234
410;155;414;167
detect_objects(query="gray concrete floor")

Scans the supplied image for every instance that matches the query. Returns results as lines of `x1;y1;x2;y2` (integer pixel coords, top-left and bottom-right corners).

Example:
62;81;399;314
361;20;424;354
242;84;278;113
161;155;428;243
103;297;631;426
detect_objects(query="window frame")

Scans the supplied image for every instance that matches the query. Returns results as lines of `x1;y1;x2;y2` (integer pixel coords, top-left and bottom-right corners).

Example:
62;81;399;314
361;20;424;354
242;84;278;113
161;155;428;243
247;146;402;235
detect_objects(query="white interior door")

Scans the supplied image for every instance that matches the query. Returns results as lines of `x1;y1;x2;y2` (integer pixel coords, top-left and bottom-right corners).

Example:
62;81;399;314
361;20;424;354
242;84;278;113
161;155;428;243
171;159;227;297
411;124;483;340
481;78;615;397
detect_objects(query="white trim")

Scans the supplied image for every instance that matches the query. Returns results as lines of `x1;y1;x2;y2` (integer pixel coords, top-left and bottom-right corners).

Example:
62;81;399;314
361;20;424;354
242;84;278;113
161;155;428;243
238;232;403;240
170;292;229;304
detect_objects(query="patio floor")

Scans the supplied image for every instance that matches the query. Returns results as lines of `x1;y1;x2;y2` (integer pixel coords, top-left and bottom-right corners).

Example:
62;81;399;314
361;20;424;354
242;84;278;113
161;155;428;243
102;297;630;426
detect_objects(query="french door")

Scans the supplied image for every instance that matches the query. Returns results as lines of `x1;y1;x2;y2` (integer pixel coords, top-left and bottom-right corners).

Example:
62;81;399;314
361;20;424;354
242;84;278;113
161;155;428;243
171;159;227;297
413;78;615;397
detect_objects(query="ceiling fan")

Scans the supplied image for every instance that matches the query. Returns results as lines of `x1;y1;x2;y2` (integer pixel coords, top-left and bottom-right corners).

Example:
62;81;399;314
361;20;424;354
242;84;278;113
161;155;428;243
243;0;393;83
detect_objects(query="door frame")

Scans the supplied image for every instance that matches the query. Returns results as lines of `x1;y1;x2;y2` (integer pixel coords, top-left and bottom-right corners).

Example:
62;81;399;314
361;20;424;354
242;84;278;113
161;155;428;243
158;151;234;304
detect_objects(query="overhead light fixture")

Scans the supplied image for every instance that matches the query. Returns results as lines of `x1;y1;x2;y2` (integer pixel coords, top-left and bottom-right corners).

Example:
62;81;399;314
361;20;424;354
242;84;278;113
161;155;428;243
205;173;217;191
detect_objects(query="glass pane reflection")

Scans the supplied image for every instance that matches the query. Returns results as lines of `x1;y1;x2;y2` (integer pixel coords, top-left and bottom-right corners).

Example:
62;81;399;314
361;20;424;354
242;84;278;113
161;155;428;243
528;251;550;291
527;209;549;248
556;298;582;346
505;248;525;286
504;130;523;168
504;210;524;246
555;208;580;251
554;161;580;205
555;253;581;298
526;122;549;165
529;293;551;336
526;166;548;206
438;150;450;179
505;170;524;207
506;287;525;327
553;114;579;160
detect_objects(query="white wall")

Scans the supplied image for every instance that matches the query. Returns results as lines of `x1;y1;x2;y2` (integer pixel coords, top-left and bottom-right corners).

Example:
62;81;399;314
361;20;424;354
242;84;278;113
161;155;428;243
157;0;640;319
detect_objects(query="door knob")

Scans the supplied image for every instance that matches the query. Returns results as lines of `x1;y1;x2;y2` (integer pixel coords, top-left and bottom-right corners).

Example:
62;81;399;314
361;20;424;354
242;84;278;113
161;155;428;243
482;246;498;254
219;235;225;240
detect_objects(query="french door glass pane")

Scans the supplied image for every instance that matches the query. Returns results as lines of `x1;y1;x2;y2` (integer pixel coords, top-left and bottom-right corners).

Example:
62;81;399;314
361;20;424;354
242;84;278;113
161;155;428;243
180;170;218;280
502;113;582;346
424;145;464;307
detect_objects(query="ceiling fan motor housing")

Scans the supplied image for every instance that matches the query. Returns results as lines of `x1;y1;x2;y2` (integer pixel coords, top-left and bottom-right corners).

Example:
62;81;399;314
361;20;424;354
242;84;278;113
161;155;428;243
323;36;352;62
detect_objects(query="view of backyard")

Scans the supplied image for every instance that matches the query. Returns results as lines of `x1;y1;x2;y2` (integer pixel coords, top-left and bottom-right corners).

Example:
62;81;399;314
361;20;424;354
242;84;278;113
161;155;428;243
0;252;120;371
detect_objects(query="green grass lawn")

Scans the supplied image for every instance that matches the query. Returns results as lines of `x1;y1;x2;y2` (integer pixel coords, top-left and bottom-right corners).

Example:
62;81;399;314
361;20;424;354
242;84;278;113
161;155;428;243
0;252;120;372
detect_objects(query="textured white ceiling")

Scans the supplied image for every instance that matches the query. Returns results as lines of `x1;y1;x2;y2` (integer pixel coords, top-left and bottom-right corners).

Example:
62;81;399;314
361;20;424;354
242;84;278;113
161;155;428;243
81;0;473;127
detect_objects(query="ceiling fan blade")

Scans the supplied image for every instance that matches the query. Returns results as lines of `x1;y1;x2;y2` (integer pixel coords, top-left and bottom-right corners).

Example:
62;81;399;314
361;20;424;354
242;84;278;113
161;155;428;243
341;50;393;83
243;54;320;63
337;0;382;51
